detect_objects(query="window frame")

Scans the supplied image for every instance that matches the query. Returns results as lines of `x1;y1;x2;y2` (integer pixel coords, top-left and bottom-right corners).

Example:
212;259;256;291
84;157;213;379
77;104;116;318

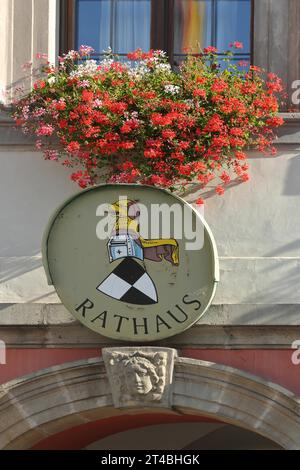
60;0;76;55
60;0;254;65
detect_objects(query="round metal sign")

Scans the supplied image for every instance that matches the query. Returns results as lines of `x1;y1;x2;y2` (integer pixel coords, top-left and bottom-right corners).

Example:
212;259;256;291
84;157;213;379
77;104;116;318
43;184;219;342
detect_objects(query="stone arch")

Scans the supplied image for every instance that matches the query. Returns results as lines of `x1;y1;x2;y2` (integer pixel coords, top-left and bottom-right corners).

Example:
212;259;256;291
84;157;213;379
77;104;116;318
0;355;299;449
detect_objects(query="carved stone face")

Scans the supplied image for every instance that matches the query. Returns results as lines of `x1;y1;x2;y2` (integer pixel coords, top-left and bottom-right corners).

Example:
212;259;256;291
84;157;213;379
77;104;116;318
125;365;153;395
103;348;175;407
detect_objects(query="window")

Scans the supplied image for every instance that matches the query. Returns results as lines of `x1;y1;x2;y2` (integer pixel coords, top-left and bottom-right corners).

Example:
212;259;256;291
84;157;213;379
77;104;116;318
76;0;151;59
60;0;252;65
174;0;252;66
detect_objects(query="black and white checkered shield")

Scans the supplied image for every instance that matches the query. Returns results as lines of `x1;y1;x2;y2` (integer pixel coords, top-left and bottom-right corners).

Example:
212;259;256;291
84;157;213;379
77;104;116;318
97;258;158;305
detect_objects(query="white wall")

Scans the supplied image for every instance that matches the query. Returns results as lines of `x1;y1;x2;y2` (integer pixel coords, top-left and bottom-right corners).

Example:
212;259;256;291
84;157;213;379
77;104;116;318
204;146;300;306
0;145;299;313
0;150;75;303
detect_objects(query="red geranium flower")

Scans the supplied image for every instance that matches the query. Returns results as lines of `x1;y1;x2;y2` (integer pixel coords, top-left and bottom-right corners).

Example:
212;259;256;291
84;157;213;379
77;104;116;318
230;41;244;49
12;45;284;200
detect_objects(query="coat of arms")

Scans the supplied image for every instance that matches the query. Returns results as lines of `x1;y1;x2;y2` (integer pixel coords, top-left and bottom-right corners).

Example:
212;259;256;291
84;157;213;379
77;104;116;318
97;199;179;305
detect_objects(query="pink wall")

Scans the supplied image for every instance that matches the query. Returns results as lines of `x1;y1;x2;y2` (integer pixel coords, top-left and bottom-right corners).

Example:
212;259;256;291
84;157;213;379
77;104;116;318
0;348;101;384
182;349;300;394
1;348;299;394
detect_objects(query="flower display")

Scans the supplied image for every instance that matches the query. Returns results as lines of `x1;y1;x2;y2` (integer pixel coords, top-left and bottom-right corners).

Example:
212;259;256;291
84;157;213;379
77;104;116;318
12;45;284;195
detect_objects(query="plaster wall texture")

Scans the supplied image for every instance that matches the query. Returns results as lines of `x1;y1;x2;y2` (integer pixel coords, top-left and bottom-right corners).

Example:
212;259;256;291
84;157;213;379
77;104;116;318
1;0;300;328
0;147;299;327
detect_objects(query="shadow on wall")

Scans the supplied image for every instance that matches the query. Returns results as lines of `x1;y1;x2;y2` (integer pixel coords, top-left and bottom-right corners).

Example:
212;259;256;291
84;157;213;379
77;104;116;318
0;151;76;258
265;239;300;257
0;255;41;284
183;149;284;202
84;422;282;450
234;255;300;324
283;153;300;195
256;260;300;305
183;424;282;450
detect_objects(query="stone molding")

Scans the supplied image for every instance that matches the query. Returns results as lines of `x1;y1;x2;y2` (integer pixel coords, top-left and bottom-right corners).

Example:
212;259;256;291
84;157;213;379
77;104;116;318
1;322;300;349
0;352;299;450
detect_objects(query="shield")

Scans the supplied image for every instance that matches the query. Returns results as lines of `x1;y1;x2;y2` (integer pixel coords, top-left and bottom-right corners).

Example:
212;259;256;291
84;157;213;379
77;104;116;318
97;258;158;305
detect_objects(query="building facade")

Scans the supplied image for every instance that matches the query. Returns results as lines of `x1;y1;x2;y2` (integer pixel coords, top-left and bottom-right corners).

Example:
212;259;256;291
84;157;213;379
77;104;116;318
0;0;300;450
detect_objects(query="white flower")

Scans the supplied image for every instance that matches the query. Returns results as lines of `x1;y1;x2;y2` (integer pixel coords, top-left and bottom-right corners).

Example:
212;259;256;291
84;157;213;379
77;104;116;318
128;64;149;78
99;58;114;68
154;50;167;58
93;99;103;108
48;76;56;85
103;46;112;54
70;59;99;78
164;84;180;95
64;50;80;61
155;63;171;72
184;99;194;107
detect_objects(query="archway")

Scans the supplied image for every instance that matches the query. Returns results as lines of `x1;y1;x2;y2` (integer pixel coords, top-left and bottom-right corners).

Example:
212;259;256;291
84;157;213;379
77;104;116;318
0;356;299;449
